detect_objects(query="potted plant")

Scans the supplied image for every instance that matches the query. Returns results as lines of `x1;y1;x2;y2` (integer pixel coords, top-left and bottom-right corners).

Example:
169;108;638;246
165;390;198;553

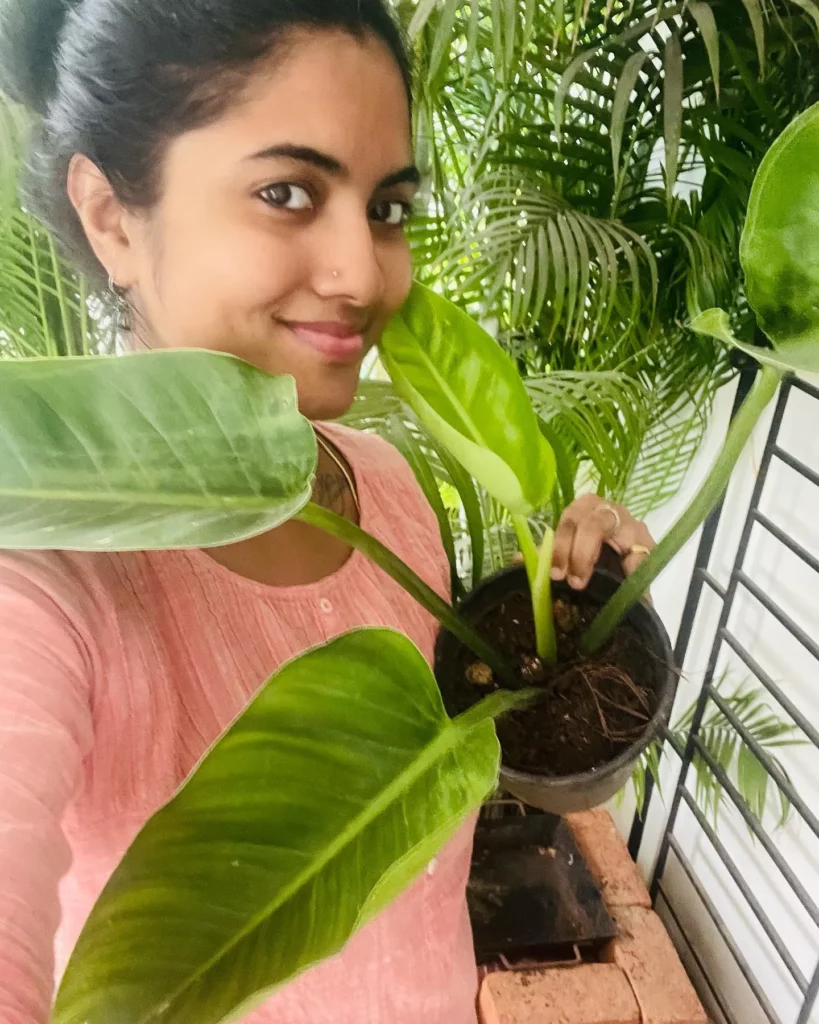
378;285;676;814
377;100;819;813
2;100;818;1024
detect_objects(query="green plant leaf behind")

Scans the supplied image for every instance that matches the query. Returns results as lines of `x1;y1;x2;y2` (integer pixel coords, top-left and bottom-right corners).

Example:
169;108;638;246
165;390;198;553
54;628;511;1024
380;283;556;515
0;350;317;550
740;101;819;357
690;308;819;375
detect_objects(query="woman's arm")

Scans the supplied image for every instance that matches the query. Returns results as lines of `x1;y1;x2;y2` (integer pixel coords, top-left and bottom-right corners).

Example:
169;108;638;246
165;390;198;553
0;560;94;1024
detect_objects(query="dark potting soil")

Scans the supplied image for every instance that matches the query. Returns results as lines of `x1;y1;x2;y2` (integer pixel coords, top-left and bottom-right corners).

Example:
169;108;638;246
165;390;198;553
448;591;657;777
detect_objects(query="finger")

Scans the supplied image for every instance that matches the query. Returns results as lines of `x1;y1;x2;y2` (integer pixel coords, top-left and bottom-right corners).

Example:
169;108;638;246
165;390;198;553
550;511;578;581
613;521;656;576
565;515;608;589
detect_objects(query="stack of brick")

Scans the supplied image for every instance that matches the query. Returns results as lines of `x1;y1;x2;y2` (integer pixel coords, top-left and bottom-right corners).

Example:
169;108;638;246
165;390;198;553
476;810;708;1024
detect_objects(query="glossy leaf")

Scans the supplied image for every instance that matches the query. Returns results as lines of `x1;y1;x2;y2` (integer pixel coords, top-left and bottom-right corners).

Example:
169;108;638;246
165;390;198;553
0;350;317;549
379;283;556;515
740;101;819;354
55;628;520;1024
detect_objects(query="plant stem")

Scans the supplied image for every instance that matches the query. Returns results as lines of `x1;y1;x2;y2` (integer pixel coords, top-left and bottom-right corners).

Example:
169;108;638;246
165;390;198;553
296;502;517;686
534;528;558;663
512;516;557;664
581;364;783;654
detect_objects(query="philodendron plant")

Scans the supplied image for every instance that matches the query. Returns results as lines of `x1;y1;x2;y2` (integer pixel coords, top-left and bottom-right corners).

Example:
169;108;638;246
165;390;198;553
1;100;816;1023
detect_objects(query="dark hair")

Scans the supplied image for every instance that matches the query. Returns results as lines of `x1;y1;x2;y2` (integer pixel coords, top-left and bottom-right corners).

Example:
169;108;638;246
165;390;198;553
0;0;412;281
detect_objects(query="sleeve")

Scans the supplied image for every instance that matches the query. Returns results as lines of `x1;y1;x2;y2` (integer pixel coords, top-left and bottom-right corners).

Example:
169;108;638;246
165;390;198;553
0;557;94;1024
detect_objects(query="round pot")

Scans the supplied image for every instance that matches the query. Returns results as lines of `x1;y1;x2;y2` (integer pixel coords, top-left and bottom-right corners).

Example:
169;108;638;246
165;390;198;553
434;565;677;815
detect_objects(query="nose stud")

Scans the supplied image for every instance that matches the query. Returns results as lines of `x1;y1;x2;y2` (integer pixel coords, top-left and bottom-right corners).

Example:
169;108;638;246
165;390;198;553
332;270;339;278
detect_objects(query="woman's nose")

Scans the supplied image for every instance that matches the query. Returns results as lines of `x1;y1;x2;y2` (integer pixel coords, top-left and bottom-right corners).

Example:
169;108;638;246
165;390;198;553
314;209;384;308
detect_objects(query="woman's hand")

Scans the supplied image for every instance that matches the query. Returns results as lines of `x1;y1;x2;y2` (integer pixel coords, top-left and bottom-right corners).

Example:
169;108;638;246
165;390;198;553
551;495;655;589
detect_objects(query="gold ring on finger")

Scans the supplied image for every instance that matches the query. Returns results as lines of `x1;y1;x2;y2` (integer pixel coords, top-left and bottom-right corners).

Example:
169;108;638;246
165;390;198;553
599;503;621;537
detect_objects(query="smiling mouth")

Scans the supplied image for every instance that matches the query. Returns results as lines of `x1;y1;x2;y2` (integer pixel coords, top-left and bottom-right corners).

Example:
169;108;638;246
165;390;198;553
282;321;368;363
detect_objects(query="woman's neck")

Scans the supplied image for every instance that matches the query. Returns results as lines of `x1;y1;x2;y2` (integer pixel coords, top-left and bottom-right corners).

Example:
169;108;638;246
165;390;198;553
199;435;359;587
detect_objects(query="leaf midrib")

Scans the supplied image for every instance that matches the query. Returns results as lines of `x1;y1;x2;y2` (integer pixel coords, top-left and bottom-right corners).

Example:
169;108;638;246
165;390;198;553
0;487;293;510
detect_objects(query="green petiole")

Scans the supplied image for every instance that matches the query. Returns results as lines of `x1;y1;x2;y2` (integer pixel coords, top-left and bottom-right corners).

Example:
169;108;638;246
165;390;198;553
512;516;558;664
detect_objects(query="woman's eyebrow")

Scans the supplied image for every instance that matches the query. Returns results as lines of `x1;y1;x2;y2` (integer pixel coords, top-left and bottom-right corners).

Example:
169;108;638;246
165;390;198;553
245;143;420;188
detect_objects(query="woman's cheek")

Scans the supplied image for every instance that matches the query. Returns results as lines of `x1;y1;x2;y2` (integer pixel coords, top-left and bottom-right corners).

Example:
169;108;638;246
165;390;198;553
382;241;414;315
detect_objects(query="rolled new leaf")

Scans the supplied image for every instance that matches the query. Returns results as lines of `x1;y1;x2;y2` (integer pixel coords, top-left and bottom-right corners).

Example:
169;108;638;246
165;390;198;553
54;628;523;1024
380;284;556;516
0;350;317;549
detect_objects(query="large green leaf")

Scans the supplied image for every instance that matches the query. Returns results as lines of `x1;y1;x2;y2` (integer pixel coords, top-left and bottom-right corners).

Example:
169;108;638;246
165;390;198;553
740;101;819;354
54;628;516;1024
380;283;556;515
0;350;317;549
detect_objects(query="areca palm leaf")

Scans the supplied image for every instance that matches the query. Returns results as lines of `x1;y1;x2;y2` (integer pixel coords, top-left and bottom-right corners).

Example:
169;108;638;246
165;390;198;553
0;92;108;359
675;680;803;829
525;370;650;500
433;172;656;366
623;337;733;515
401;0;819;517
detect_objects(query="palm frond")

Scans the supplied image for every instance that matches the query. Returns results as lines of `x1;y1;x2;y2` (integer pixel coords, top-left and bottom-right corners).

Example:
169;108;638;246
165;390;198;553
0;91;109;359
525;370;651;500
404;0;819;517
634;676;804;828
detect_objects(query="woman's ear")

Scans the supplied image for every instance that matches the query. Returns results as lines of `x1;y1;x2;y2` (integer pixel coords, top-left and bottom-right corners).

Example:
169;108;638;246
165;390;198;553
66;154;138;287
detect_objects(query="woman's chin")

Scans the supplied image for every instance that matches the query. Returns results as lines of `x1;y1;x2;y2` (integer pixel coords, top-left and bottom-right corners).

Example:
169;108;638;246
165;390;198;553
297;371;362;422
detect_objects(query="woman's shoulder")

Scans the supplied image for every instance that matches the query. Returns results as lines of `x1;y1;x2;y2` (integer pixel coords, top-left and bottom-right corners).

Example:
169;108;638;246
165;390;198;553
0;549;148;646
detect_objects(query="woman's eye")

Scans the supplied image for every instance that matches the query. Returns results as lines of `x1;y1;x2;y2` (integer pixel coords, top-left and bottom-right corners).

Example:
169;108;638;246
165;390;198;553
371;200;411;226
259;183;313;211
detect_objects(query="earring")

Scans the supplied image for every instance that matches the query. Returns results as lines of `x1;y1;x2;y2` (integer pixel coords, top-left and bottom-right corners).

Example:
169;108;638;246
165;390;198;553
108;274;133;333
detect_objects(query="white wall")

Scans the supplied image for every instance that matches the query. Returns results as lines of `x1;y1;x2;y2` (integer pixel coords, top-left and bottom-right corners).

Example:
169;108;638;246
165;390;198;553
605;372;819;1024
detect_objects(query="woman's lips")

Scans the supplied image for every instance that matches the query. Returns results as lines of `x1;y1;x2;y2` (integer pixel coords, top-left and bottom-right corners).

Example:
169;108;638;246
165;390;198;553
285;321;365;363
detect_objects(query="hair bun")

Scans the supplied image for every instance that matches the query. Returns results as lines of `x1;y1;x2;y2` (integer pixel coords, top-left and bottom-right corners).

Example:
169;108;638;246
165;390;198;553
0;0;73;115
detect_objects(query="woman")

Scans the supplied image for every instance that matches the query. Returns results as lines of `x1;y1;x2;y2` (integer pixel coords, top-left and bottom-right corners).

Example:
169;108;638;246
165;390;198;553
0;1;655;1021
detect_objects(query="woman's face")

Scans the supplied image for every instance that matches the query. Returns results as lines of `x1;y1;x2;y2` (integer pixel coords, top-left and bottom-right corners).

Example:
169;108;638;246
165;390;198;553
122;30;417;420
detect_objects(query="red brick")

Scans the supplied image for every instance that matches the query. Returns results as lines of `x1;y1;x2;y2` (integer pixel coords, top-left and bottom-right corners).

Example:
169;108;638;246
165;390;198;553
603;906;707;1023
477;963;639;1024
566;810;651;909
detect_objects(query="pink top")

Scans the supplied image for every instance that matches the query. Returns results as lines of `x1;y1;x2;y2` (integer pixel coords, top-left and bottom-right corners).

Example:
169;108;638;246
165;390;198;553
0;423;479;1024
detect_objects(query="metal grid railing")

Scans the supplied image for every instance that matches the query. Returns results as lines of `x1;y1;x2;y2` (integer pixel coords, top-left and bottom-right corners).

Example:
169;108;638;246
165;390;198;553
628;373;819;1024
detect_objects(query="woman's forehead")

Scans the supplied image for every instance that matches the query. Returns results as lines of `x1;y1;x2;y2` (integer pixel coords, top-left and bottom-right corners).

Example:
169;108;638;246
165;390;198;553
168;30;413;181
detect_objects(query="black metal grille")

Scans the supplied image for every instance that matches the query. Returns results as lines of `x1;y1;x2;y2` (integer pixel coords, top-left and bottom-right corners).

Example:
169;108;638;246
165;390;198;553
628;373;819;1024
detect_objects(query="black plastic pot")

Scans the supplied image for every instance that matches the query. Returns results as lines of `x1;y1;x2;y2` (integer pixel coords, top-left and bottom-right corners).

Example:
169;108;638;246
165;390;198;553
435;565;677;815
